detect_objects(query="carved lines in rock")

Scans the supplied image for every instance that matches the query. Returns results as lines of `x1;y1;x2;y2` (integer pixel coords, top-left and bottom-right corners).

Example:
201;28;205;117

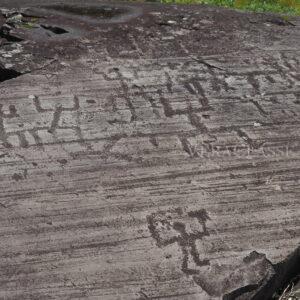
147;208;211;276
0;95;83;149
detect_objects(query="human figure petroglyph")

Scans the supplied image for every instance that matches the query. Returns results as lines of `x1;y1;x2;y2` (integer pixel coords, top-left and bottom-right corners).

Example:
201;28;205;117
147;208;211;275
148;208;275;297
0;51;297;156
0;103;19;148
0;95;83;149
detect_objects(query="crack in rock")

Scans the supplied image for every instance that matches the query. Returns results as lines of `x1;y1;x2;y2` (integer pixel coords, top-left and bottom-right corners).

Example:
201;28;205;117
40;24;69;35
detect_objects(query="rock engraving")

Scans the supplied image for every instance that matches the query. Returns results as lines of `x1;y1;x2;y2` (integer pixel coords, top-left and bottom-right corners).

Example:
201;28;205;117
147;208;210;275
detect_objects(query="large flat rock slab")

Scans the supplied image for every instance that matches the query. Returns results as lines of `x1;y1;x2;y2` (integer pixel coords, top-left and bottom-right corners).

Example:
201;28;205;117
0;1;299;299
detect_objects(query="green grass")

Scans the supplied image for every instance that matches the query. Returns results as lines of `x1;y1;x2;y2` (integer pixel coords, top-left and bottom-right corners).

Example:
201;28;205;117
161;0;300;15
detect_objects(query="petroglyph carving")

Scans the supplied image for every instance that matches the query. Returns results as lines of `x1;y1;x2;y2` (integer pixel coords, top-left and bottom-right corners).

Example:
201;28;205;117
147;208;210;276
147;209;277;297
0;95;82;149
0;52;298;162
0;104;19;148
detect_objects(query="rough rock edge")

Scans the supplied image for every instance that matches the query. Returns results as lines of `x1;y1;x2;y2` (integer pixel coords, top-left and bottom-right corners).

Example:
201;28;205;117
224;246;300;300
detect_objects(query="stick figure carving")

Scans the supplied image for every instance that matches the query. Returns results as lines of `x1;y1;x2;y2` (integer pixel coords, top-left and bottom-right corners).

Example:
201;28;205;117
147;208;210;275
0;104;19;148
0;95;83;149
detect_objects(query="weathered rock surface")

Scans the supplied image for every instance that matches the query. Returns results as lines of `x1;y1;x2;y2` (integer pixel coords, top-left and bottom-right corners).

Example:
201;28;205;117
0;1;299;299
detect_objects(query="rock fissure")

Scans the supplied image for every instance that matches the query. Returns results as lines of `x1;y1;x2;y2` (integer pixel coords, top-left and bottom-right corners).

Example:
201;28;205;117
40;24;69;35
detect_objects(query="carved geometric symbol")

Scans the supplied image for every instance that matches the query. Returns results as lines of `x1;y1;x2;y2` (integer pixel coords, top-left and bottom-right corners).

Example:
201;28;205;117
0;95;83;149
147;207;210;276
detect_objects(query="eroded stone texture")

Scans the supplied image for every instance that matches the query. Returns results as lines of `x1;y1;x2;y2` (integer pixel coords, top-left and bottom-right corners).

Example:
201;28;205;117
196;251;275;298
0;1;299;299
